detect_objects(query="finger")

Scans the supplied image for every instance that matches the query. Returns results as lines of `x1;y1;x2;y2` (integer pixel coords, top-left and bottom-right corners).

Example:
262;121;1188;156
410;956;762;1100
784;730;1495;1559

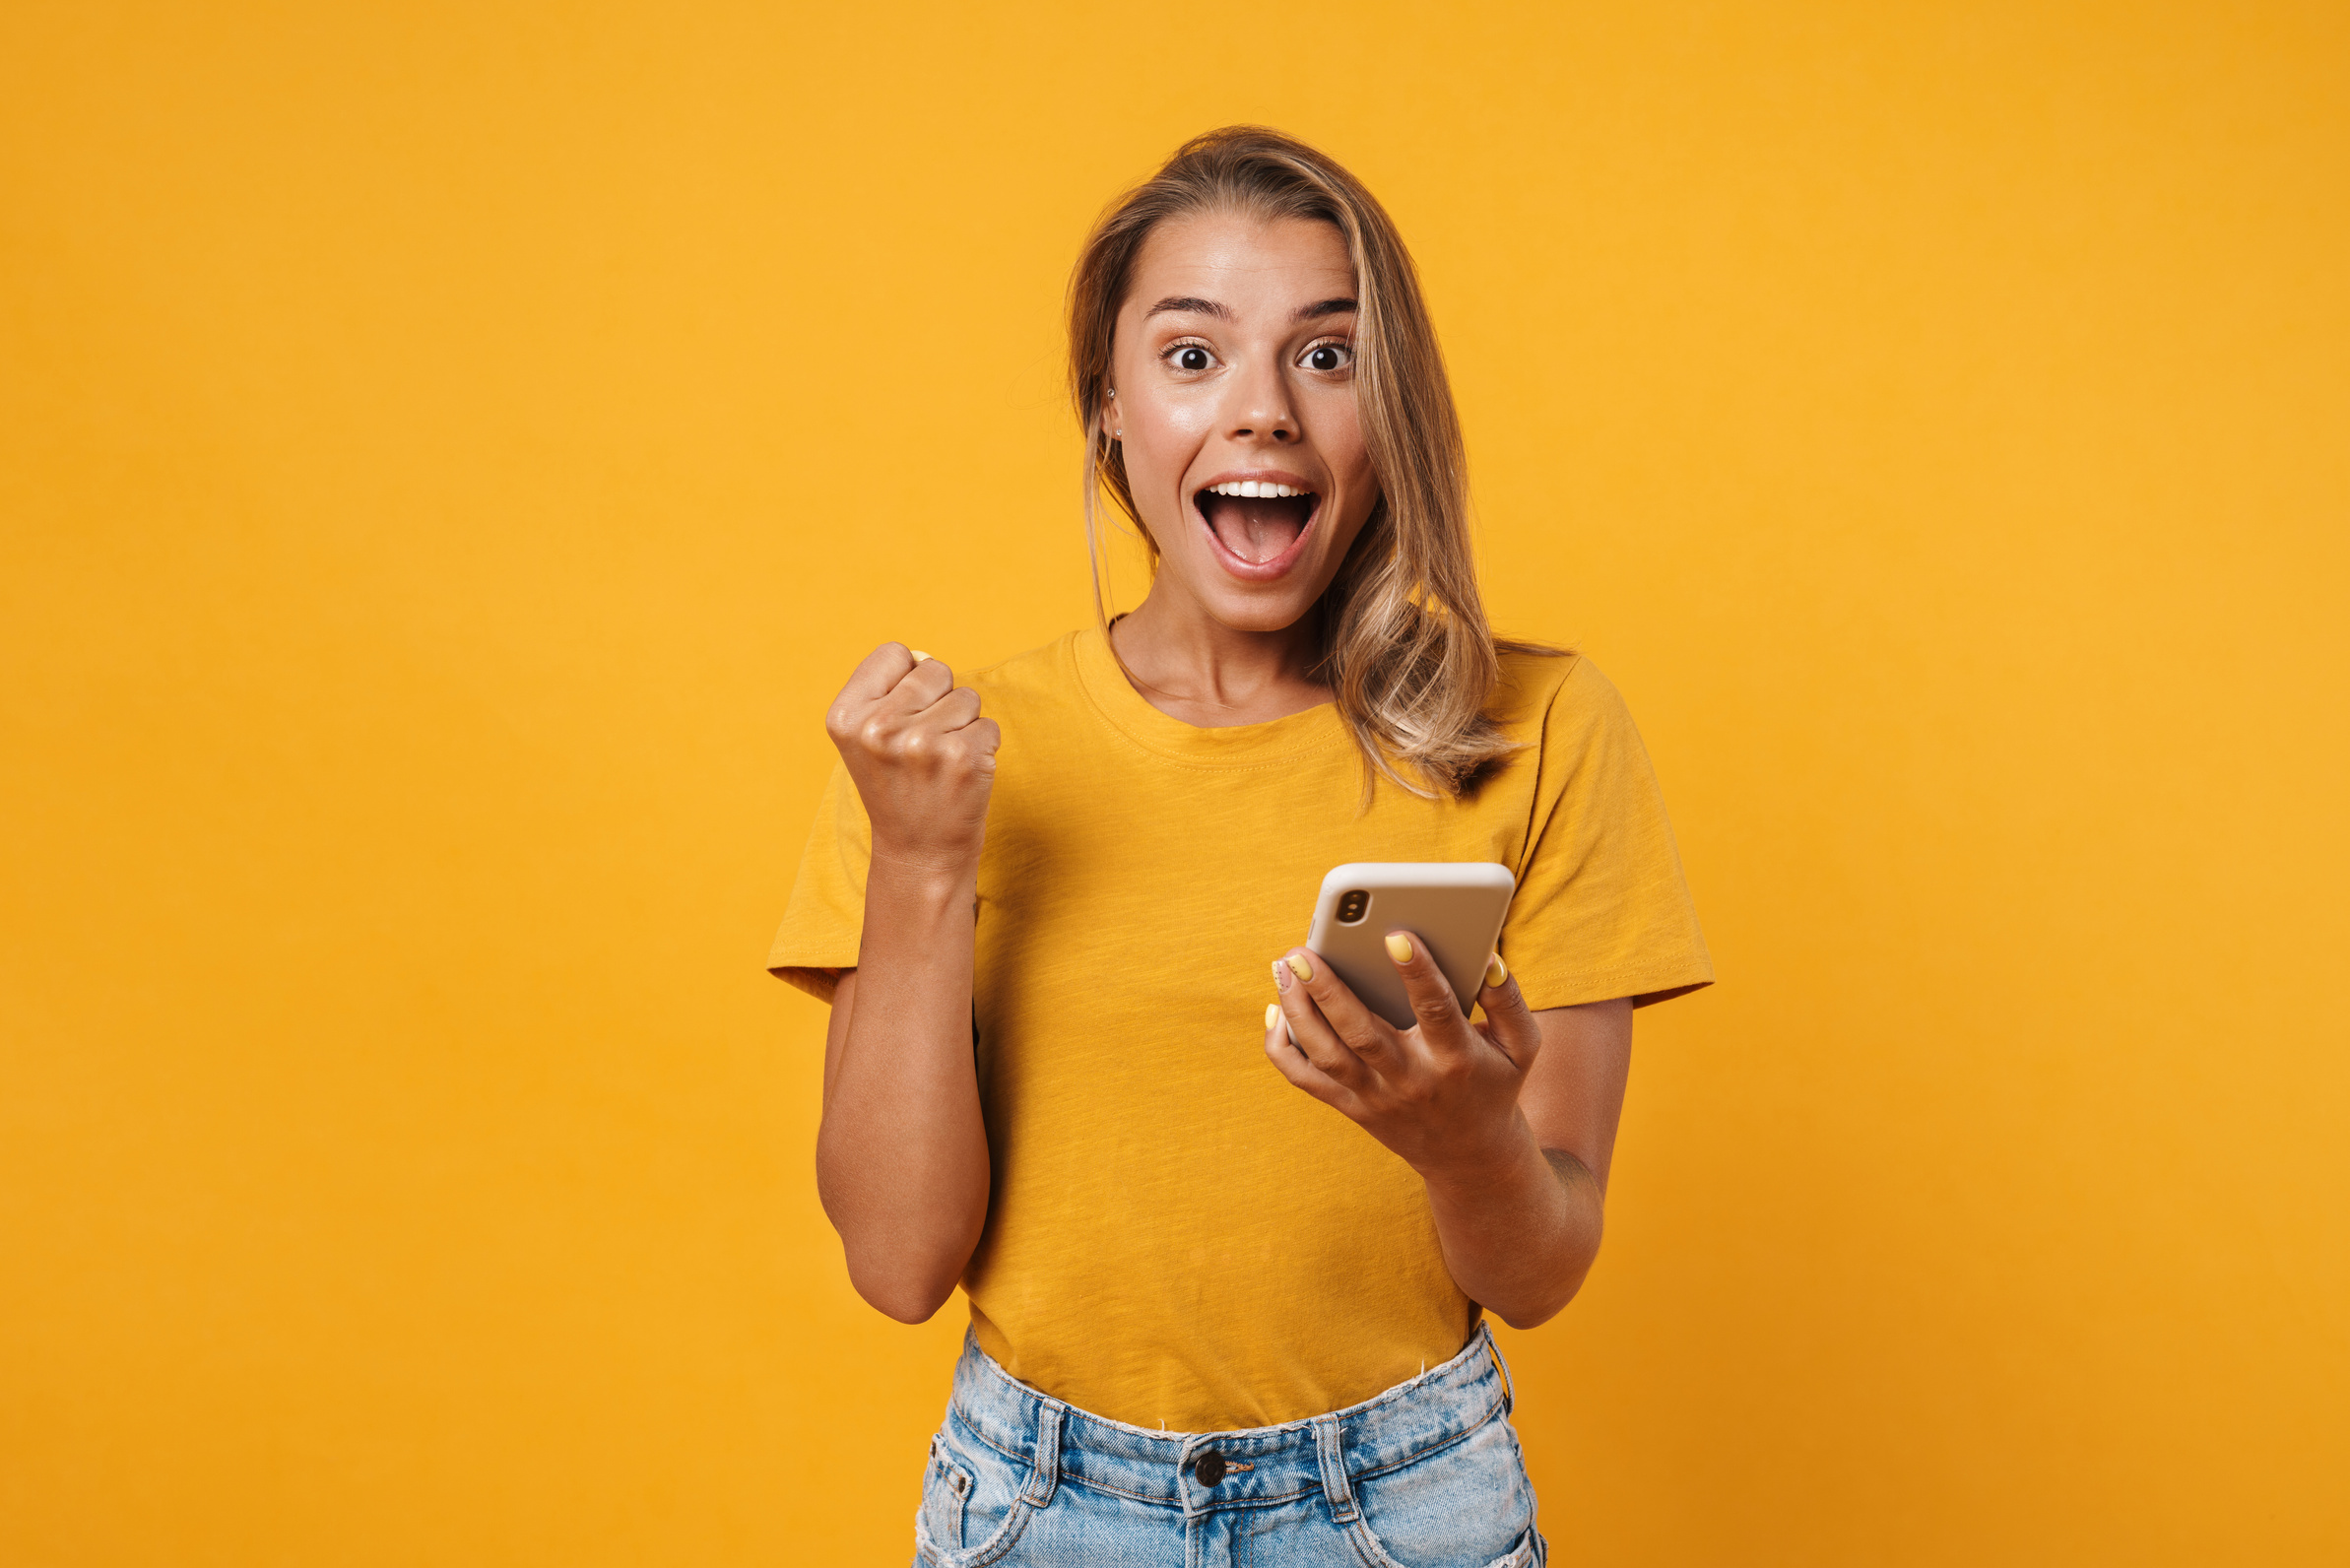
828;642;922;726
1262;1002;1354;1109
962;717;1002;774
927;684;983;732
1272;955;1371;1087
1473;951;1543;1072
882;655;954;711
1382;930;1472;1046
1280;946;1409;1070
839;668;954;760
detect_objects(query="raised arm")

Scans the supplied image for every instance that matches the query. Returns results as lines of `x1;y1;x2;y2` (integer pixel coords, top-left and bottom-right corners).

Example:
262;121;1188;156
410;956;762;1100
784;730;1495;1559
813;644;998;1324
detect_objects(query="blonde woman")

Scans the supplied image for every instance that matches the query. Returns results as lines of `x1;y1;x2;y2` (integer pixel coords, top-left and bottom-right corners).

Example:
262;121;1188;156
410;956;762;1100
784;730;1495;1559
772;127;1711;1566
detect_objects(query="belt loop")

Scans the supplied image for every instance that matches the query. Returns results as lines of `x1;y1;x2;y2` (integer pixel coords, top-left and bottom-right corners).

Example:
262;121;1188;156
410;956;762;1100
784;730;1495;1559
1312;1415;1359;1525
1020;1401;1066;1508
1484;1327;1516;1416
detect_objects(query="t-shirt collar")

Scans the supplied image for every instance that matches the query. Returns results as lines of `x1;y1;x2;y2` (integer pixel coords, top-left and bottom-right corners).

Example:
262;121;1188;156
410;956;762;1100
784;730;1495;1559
1071;623;1348;768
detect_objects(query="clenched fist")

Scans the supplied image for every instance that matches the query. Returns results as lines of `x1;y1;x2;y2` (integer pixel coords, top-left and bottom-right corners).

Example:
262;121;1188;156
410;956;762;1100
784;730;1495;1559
825;643;1001;874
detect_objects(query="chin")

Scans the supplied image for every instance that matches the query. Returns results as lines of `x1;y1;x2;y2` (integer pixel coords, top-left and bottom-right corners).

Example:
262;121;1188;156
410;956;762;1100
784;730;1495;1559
1210;594;1318;634
1171;562;1318;630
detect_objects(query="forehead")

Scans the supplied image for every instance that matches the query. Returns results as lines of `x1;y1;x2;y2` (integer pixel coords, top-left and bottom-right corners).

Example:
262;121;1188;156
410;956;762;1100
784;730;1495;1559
1124;211;1355;319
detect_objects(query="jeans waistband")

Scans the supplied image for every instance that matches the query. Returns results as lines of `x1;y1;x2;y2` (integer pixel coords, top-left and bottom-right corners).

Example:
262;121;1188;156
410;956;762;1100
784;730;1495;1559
945;1323;1514;1518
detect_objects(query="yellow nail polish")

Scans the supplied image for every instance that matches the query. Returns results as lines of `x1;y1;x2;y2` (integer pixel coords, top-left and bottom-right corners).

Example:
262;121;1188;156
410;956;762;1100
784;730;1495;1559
1265;1002;1280;1030
1385;932;1413;963
1284;953;1314;982
1485;952;1509;988
909;648;932;663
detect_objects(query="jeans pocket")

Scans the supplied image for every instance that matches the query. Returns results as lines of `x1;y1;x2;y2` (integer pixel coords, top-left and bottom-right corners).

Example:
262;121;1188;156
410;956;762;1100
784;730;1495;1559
919;1434;974;1554
917;1418;1046;1567
1347;1415;1539;1568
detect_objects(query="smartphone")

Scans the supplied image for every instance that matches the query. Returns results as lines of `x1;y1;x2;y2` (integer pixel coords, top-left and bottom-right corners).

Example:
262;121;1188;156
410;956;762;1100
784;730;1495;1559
1303;862;1516;1030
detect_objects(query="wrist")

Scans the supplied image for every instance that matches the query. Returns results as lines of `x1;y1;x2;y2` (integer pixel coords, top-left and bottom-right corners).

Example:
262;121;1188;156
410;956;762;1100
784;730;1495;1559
865;842;980;905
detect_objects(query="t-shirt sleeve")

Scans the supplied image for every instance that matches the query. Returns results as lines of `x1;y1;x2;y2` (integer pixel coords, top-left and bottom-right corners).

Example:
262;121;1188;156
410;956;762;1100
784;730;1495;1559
766;761;873;1004
1500;658;1714;1011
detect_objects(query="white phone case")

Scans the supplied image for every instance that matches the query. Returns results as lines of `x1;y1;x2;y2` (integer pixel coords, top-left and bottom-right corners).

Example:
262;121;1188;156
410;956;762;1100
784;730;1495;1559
1304;862;1517;1030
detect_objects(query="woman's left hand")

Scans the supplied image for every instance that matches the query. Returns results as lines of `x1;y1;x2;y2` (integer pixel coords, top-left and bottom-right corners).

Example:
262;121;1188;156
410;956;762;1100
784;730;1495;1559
1265;934;1542;1179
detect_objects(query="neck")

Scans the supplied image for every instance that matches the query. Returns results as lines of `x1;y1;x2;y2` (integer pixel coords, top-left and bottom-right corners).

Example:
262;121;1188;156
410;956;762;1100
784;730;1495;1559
1109;582;1331;727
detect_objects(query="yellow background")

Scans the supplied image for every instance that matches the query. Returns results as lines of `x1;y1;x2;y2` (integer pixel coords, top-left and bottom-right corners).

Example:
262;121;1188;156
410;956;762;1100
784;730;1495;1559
4;2;2344;1562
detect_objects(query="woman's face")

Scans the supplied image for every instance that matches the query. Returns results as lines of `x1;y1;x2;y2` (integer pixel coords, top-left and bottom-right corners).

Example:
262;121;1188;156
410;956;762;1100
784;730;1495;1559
1108;211;1380;636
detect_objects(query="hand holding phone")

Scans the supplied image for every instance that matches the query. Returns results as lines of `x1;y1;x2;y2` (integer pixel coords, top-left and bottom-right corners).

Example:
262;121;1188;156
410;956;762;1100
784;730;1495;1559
1303;862;1515;1029
1267;861;1541;1186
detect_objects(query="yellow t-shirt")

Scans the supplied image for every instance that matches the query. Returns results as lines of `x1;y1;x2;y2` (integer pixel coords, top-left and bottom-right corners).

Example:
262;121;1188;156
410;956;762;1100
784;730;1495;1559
769;627;1711;1430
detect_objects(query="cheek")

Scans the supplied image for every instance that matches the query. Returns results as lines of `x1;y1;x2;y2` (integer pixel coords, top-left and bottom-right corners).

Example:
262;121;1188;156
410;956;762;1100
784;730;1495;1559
1330;441;1380;520
1309;400;1374;490
1122;406;1209;504
1136;397;1215;453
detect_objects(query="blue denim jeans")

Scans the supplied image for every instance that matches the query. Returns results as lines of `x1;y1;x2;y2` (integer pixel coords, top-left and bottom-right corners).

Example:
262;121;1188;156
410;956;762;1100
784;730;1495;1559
912;1322;1545;1567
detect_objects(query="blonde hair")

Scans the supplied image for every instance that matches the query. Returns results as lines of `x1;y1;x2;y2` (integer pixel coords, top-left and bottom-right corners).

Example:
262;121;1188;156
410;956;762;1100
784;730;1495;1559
1070;126;1525;798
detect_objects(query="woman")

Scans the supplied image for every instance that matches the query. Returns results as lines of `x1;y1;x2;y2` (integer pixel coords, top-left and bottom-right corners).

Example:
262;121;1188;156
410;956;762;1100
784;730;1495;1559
772;126;1711;1566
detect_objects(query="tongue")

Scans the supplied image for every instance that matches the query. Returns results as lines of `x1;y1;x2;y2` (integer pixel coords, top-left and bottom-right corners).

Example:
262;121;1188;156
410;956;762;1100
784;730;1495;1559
1203;495;1310;564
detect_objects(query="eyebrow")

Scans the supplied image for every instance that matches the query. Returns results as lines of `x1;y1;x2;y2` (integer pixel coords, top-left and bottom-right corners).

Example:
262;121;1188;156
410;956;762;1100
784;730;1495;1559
1144;295;1231;320
1141;295;1360;322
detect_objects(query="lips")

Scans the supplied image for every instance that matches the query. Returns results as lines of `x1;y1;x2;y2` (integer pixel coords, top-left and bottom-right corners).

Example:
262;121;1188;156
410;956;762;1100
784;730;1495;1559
1195;487;1320;572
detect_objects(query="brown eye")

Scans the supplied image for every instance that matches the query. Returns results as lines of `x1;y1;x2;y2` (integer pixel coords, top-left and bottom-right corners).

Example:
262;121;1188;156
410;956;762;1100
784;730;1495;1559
1174;346;1211;371
1302;342;1352;372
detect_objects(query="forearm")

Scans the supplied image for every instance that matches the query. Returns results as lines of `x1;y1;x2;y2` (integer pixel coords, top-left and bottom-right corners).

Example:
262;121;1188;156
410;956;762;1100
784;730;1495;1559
815;854;991;1323
1421;1117;1605;1330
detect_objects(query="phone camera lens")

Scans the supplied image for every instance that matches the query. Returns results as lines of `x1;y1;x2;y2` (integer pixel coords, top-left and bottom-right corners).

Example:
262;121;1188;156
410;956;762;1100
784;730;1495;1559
1338;889;1370;925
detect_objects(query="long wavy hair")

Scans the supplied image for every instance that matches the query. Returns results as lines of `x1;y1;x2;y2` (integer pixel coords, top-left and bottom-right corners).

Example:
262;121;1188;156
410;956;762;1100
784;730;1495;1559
1070;126;1527;798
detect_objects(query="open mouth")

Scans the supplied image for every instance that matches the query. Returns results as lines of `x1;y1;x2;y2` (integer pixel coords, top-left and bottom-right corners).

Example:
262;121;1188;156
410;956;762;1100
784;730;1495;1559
1194;480;1320;571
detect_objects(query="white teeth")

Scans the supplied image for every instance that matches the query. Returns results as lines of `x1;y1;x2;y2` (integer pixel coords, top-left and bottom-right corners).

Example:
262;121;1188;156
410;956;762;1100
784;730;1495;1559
1207;481;1310;498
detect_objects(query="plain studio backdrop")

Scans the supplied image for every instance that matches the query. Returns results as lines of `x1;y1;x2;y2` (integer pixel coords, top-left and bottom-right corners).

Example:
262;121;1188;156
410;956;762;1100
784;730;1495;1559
3;3;2344;1563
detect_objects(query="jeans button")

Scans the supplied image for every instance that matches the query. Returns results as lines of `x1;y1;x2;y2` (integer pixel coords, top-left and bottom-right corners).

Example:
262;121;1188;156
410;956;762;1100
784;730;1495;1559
1193;1450;1226;1486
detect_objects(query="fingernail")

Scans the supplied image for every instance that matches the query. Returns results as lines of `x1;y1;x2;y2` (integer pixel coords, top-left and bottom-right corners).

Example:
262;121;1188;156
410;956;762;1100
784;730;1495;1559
1284;953;1314;983
1265;1002;1280;1030
909;649;932;663
1272;958;1291;993
1485;952;1509;988
1385;932;1413;964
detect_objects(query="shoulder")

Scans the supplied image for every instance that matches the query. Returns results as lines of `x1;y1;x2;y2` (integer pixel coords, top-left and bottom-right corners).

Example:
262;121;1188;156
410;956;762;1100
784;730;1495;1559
1489;644;1632;740
960;631;1086;707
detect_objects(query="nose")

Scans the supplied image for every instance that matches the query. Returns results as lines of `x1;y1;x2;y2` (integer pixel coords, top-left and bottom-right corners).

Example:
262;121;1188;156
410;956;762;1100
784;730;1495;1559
1222;354;1298;445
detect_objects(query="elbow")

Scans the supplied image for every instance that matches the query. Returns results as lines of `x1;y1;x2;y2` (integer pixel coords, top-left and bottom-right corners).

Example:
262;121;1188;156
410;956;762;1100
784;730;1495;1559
833;1215;979;1327
854;1272;956;1325
813;1135;989;1327
1491;1212;1604;1331
1493;1263;1591;1332
827;1224;968;1324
